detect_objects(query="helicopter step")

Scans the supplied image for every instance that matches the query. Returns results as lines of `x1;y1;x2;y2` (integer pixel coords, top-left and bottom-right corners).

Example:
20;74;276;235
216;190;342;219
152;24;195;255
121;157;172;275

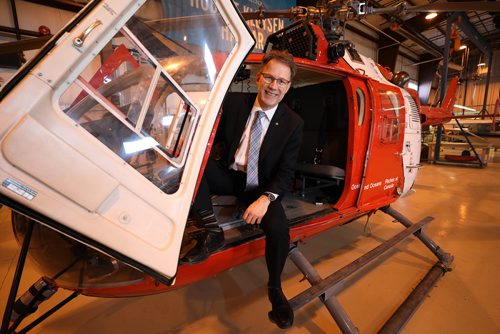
287;206;453;333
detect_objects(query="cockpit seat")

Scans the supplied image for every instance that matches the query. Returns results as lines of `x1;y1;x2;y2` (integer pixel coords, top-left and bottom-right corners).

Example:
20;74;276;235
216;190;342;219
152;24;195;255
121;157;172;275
295;162;345;197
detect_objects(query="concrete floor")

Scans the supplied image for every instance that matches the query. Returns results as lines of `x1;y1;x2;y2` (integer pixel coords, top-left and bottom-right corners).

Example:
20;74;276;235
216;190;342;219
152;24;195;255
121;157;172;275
1;157;499;333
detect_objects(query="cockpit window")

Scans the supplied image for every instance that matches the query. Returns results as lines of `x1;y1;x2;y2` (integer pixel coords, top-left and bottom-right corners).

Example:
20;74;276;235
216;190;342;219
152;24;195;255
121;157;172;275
58;0;236;194
356;88;365;126
379;89;404;144
130;1;235;96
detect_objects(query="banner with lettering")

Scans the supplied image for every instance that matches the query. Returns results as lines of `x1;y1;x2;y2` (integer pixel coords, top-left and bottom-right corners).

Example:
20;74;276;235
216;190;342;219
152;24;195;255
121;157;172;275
161;0;294;52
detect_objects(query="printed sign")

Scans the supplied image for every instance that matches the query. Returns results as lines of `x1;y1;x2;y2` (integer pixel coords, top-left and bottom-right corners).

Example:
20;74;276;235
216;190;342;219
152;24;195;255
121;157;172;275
163;0;294;52
2;178;37;201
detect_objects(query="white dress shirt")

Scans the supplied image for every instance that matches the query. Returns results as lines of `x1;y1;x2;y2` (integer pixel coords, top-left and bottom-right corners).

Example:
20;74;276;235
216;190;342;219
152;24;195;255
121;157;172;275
230;101;278;173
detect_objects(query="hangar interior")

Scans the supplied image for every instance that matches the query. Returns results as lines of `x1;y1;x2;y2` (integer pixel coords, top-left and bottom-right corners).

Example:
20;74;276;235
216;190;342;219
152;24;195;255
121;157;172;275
0;0;499;333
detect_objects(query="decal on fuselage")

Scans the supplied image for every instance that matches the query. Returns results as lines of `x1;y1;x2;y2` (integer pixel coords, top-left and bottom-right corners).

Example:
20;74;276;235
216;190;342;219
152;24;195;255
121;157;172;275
383;177;399;190
351;176;399;192
2;178;37;201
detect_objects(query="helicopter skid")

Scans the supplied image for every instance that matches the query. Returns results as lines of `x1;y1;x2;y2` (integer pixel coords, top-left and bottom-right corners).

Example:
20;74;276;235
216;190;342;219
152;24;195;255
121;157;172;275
286;206;453;333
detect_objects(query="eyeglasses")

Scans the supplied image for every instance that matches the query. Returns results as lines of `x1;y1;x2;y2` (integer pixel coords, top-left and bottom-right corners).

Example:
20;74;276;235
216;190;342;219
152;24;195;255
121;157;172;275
259;73;290;87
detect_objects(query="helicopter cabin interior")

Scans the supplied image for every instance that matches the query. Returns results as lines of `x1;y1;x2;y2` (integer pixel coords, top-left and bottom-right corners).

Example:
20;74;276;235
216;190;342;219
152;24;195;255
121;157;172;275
43;14;353;252
215;64;349;245
55;53;351;253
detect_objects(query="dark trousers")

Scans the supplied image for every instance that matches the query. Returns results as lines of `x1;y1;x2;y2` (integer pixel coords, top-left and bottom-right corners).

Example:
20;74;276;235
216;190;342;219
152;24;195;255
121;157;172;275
192;158;290;288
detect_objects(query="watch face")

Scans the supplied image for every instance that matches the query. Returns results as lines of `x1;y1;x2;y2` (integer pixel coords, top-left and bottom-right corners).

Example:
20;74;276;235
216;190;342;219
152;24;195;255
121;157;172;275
266;192;276;201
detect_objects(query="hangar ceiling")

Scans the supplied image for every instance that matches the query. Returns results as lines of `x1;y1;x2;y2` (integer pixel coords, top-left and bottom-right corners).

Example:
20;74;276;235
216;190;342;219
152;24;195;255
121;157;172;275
361;0;500;58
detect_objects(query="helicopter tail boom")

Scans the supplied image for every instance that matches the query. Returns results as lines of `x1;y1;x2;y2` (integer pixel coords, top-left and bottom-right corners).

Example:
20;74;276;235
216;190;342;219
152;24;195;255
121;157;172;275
420;77;459;126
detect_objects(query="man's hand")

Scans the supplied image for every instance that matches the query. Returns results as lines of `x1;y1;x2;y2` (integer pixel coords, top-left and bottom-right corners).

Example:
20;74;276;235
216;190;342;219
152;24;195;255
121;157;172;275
243;195;271;225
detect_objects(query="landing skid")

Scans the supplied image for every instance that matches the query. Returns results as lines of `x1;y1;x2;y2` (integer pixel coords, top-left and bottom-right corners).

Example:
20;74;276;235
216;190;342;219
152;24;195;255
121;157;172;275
287;205;453;333
0;218;80;334
3;206;453;333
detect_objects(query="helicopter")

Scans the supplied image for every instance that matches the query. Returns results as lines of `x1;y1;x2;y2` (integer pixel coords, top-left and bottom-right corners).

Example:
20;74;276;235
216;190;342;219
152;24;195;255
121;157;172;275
1;0;499;333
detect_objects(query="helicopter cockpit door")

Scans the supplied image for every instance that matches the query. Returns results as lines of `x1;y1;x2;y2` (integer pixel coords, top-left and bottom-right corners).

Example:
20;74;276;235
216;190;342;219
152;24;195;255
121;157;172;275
0;0;254;285
357;81;405;208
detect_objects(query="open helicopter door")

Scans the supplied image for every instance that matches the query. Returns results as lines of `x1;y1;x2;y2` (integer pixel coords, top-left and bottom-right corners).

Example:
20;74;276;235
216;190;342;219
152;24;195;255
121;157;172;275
357;81;405;208
0;0;254;285
335;77;372;211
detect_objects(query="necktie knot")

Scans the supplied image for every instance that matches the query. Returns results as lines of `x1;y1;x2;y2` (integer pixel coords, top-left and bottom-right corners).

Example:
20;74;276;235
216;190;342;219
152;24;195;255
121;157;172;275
256;110;265;121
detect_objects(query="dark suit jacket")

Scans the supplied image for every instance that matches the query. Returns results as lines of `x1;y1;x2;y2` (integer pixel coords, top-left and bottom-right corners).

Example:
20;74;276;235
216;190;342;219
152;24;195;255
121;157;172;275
215;92;303;197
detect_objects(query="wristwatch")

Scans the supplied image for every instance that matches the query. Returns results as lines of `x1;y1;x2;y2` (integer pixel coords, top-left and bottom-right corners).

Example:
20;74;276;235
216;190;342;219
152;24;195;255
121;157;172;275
264;191;278;202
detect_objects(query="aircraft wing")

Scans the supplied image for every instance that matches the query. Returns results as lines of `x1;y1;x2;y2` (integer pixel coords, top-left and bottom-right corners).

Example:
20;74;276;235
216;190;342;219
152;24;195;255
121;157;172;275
0;0;255;285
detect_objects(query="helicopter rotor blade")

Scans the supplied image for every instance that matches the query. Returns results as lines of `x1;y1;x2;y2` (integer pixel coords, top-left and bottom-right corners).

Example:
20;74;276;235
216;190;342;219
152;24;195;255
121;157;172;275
371;1;500;15
406;1;500;13
241;1;500;23
240;9;293;21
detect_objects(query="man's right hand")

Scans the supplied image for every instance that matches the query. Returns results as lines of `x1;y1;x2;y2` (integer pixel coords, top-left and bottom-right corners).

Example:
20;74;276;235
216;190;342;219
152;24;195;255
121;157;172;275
242;195;271;225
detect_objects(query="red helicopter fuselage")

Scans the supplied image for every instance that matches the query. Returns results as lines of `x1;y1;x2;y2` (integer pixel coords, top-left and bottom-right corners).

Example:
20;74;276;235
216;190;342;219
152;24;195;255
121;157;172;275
36;37;432;298
0;0;458;300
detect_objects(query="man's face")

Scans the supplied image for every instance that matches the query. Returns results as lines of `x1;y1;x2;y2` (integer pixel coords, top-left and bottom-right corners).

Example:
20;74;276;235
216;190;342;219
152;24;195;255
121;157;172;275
256;59;292;111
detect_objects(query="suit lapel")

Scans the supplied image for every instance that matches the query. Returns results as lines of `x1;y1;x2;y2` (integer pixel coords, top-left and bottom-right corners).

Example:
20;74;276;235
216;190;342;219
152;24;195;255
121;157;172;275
229;94;254;159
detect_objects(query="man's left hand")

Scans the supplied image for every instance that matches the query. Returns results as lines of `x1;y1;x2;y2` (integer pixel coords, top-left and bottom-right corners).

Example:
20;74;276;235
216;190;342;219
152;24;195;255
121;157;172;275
243;195;271;225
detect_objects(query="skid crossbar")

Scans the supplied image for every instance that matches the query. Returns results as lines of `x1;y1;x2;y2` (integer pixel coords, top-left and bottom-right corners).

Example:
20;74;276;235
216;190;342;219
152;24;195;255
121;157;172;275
287;206;453;333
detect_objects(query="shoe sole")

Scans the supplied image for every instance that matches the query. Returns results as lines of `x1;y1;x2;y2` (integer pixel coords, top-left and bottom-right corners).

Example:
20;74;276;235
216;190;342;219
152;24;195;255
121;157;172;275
179;242;226;265
207;240;226;254
268;311;292;329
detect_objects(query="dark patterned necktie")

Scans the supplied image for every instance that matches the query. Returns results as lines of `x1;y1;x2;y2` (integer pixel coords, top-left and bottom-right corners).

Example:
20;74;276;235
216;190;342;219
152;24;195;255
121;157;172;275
246;110;265;190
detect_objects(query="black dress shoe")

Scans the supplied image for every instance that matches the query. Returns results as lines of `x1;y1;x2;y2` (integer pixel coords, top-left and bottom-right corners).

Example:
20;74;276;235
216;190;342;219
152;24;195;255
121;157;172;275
268;287;294;329
181;227;225;264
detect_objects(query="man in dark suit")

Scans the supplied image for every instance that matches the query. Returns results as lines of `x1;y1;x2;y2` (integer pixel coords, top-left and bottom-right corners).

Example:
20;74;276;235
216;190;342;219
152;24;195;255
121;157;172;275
183;50;303;329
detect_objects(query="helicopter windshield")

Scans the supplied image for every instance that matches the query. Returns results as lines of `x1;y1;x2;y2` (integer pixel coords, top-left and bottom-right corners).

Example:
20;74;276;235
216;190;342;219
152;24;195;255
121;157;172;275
59;0;237;194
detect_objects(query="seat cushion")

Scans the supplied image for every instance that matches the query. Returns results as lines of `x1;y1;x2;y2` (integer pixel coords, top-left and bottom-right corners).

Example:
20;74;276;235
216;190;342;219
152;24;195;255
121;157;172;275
295;163;345;179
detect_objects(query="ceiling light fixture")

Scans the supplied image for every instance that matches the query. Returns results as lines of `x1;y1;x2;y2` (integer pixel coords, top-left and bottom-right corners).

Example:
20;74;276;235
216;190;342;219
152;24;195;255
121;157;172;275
425;12;438;20
459;45;467;50
477;63;486;67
